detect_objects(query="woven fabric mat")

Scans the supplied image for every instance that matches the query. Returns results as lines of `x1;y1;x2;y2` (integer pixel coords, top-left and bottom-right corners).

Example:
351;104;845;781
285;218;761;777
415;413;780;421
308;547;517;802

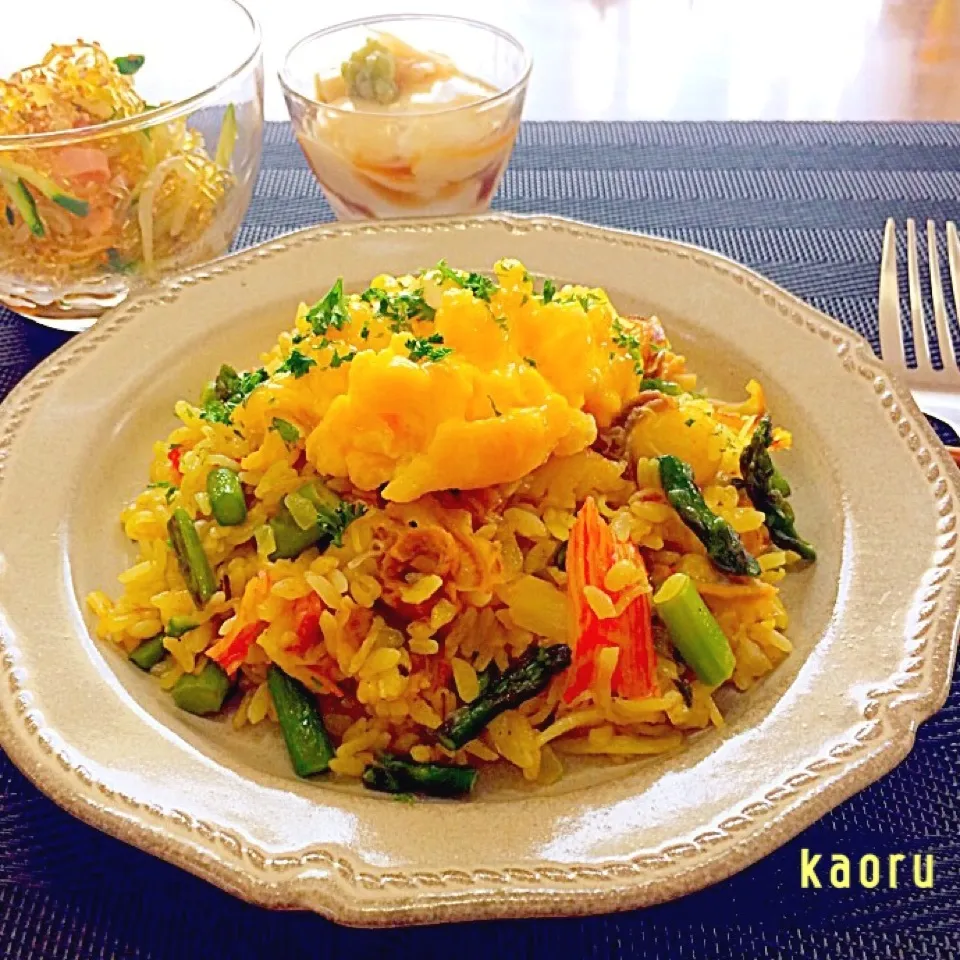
0;121;958;959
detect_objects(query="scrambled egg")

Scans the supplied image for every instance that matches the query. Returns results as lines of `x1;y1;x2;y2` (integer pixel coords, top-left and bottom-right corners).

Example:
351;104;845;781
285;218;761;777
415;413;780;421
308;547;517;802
241;259;665;502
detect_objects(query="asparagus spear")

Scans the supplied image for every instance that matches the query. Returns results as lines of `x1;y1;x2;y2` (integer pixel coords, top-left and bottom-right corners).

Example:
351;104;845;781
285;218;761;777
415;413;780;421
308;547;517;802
362;753;478;798
739;415;816;561
653;573;735;687
267;665;335;776
166;615;199;637
436;644;572;751
657;455;761;577
167;508;218;606
130;635;166;671
172;661;231;715
206;467;247;526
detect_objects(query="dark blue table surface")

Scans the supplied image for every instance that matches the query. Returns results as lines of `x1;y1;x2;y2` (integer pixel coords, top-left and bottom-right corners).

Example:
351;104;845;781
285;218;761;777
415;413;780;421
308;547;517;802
0;121;958;959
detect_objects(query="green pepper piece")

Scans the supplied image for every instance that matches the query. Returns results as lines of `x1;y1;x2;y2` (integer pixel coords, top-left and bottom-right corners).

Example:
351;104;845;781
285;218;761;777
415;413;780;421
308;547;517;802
129;635;166;671
362;753;478;798
206;467;247;526
172;661;231;715
267;665;335;776
167;508;217;606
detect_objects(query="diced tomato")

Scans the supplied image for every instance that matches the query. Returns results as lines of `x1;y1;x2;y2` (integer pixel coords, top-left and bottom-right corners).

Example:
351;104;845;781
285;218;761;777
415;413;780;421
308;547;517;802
168;446;183;477
289;593;324;655
207;620;267;675
563;498;657;702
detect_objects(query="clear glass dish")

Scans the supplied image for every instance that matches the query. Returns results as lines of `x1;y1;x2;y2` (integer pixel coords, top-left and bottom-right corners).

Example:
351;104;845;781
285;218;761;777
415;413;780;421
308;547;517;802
0;0;264;330
280;15;530;222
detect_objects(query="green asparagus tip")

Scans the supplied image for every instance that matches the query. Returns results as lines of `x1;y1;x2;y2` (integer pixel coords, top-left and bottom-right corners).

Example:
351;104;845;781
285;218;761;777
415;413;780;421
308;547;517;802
436;644;572;751
658;455;760;578
362;754;478;798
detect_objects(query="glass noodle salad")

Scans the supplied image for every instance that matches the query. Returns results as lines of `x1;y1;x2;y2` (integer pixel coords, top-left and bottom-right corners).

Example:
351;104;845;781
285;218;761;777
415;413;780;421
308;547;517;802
0;42;237;280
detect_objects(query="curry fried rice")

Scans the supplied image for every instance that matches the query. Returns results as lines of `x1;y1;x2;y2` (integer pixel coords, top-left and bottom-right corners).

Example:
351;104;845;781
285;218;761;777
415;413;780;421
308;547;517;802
87;258;815;797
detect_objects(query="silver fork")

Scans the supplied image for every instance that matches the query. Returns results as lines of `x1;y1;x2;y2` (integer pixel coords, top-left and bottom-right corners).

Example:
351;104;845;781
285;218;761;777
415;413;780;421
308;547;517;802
879;218;960;449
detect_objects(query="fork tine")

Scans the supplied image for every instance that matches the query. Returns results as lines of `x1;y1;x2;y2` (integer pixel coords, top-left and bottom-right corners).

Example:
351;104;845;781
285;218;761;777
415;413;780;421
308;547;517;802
879;218;905;367
927;220;957;369
947;221;960;365
906;218;932;369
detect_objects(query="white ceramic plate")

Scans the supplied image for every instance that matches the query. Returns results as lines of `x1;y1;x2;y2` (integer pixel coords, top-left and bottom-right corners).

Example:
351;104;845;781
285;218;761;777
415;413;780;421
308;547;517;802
0;215;956;926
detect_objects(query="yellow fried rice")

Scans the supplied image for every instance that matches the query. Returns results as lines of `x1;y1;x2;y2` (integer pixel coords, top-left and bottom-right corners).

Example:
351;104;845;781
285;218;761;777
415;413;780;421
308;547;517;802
87;258;801;787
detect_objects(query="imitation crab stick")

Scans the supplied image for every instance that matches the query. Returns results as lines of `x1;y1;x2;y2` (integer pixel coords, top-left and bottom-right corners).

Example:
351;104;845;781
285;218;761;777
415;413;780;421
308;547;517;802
206;572;271;674
564;498;657;702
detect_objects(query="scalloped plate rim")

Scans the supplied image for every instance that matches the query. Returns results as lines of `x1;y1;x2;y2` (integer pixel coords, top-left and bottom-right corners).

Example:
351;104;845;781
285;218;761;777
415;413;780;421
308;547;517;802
0;213;956;927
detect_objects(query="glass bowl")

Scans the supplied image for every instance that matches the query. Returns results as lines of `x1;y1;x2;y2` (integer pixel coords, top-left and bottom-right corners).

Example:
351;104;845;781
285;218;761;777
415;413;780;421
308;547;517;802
0;0;264;330
280;15;531;221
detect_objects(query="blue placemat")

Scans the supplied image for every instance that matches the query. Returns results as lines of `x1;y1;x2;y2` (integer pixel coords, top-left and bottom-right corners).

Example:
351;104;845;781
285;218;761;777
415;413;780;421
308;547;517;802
0;121;958;959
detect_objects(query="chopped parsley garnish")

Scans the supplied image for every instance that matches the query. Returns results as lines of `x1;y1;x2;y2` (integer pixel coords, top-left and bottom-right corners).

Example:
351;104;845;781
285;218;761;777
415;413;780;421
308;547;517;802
640;377;682;396
523;356;538;368
435;260;497;301
361;286;435;332
577;294;599;312
494;314;509;331
306;278;349;336
406;333;452;363
612;319;645;376
270;418;300;444
291;332;307;344
4;206;14;226
541;279;556;303
279;349;317;378
200;364;268;424
113;54;145;75
359;323;370;340
684;418;695;427
329;347;357;369
318;500;367;548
